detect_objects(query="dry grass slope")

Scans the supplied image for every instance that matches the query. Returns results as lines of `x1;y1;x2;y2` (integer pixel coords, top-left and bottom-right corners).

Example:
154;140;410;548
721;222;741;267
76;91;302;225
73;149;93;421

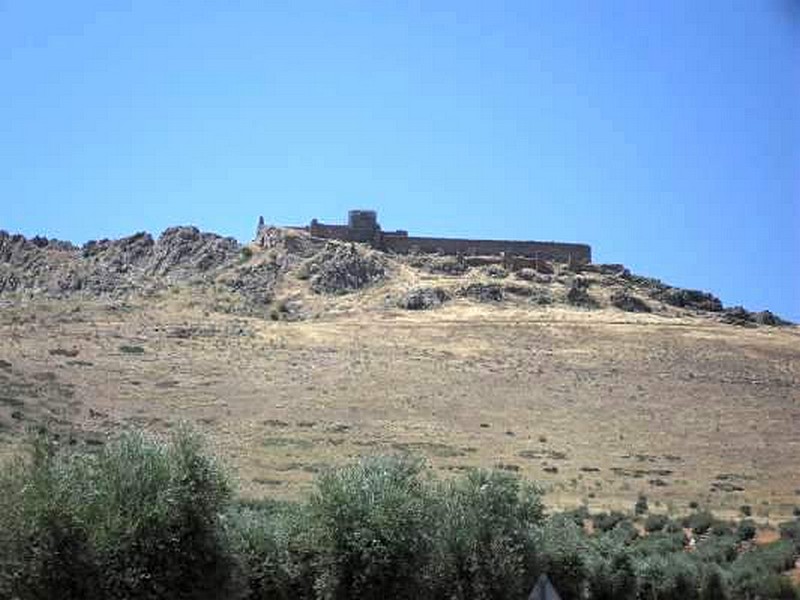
0;227;798;521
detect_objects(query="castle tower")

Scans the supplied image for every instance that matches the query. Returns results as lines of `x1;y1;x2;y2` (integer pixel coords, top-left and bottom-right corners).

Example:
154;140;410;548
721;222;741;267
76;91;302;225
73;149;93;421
255;215;266;239
347;209;380;242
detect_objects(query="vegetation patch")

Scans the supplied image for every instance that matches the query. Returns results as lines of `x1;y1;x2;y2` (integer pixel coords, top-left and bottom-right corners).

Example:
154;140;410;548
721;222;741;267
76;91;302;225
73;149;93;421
1;428;798;600
612;467;674;478
262;436;315;449
519;449;569;461
67;359;94;367
263;419;289;428
49;348;80;357
118;344;145;354
391;441;468;458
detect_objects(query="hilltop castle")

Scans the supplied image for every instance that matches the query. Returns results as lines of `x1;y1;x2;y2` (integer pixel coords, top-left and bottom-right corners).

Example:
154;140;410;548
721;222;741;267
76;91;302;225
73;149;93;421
257;210;591;264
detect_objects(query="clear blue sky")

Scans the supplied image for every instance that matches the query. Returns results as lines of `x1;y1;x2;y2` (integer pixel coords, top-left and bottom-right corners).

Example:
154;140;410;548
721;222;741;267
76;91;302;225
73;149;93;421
1;1;798;319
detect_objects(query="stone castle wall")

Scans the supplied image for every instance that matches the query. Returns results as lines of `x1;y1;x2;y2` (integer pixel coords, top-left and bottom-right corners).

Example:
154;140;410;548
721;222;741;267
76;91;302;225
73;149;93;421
378;233;590;263
277;212;591;264
308;222;353;240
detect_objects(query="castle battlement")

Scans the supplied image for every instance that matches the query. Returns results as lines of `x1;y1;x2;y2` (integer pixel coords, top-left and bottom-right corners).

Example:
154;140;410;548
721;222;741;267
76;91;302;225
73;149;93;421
258;210;591;264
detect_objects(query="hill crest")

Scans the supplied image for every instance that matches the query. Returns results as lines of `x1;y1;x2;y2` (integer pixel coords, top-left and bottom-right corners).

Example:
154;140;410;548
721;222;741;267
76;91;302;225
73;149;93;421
0;225;790;328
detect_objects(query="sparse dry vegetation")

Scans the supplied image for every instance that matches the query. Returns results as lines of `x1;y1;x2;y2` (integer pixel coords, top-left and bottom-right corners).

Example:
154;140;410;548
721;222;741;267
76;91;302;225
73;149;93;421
0;226;797;529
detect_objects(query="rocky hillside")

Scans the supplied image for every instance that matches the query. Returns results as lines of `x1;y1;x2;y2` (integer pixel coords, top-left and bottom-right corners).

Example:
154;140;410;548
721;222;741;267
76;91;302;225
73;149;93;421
0;225;790;327
0;224;798;520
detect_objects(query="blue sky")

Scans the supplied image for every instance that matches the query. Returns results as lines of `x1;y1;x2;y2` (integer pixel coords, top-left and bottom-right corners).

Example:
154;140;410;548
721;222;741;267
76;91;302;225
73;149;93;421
1;1;798;319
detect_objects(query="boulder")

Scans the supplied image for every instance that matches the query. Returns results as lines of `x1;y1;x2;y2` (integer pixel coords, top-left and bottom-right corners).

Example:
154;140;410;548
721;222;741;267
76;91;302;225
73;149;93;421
397;286;450;310
482;264;508;279
610;290;652;313
458;283;504;302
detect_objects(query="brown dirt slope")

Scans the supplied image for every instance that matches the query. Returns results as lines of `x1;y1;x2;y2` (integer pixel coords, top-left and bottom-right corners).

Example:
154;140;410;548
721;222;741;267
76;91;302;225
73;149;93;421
0;226;797;520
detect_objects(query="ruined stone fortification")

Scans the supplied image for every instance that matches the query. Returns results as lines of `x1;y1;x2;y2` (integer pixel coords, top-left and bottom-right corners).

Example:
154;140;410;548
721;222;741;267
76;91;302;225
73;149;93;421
257;210;592;264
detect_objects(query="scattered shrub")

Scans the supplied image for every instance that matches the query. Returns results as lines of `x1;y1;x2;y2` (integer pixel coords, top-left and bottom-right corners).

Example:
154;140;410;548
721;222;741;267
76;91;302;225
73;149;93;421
736;519;757;542
239;246;254;263
685;510;715;535
49;348;80;357
562;505;590;527
644;513;670;533
0;427;236;600
592;511;627;533
710;521;733;537
118;344;144;354
634;493;649;515
779;519;800;550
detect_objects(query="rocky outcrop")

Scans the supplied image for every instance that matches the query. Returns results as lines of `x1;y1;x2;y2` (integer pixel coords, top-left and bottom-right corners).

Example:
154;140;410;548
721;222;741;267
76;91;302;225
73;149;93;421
307;243;387;294
482;265;508;279
610;290;652;313
652;287;723;312
255;226;321;258
0;231;84;294
458;283;504;302
566;278;598;308
721;307;792;327
0;226;791;327
415;255;469;276
82;232;155;269
0;226;239;297
397;286;450;310
147;227;239;278
221;262;281;308
515;268;552;285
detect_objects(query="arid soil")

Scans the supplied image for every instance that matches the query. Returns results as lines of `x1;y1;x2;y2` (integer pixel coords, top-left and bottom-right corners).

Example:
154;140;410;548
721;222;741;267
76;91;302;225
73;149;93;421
0;226;798;520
